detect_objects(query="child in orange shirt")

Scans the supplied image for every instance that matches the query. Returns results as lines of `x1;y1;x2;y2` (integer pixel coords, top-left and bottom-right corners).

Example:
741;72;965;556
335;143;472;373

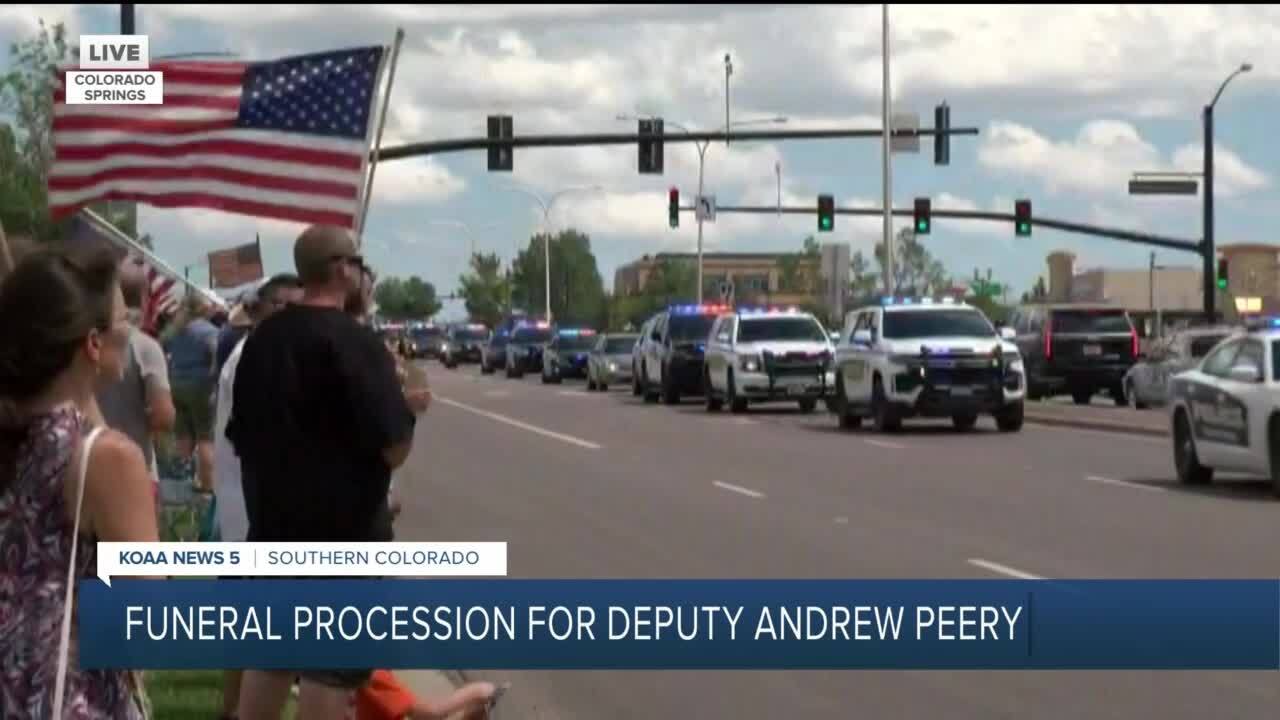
352;671;498;720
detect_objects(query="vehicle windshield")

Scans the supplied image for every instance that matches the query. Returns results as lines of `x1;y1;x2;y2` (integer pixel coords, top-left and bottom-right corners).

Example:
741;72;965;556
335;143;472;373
669;315;717;342
1188;334;1229;358
1051;310;1131;334
489;335;508;348
882;310;995;339
557;334;598;351
455;328;489;341
411;328;442;341
738;317;827;343
512;328;552;344
606;336;638;353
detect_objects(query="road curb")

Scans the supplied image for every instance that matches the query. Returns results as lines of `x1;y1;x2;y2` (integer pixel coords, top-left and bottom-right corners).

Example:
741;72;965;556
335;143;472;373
1025;412;1168;438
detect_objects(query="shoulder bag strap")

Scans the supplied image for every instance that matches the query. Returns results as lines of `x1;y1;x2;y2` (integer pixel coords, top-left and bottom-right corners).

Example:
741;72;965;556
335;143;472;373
52;424;105;719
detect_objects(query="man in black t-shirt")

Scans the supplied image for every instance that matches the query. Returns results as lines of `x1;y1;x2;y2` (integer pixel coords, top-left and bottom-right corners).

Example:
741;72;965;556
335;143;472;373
228;225;429;720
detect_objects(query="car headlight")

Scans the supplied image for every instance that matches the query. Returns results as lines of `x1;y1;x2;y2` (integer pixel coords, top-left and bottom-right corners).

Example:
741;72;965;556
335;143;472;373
608;362;618;372
739;355;762;372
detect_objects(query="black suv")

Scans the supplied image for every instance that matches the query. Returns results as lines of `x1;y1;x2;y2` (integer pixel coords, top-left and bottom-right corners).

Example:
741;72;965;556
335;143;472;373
443;324;490;368
1010;304;1139;405
637;304;726;404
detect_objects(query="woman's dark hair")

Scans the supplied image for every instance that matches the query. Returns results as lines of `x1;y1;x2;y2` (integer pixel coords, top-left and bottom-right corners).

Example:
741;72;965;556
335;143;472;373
0;244;120;449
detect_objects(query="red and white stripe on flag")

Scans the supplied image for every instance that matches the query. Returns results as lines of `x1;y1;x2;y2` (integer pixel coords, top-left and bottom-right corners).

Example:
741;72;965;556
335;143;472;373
49;48;384;229
143;264;178;332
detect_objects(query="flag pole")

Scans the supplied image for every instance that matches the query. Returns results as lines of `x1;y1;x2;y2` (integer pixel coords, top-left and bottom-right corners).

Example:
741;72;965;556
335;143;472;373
78;207;226;308
355;27;405;247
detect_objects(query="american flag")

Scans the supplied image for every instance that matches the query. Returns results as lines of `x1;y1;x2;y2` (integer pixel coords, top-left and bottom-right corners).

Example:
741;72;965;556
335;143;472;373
142;262;179;331
50;46;386;229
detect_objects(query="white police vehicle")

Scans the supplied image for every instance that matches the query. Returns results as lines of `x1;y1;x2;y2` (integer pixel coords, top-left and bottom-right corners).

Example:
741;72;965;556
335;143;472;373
831;296;1025;432
1168;317;1280;496
703;306;835;413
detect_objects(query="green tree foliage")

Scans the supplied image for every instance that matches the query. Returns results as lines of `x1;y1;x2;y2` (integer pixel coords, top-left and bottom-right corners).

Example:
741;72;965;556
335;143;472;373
964;267;1011;324
374;275;442;320
457;251;510;327
849;227;950;300
0;20;135;243
1020;276;1048;303
510;228;605;325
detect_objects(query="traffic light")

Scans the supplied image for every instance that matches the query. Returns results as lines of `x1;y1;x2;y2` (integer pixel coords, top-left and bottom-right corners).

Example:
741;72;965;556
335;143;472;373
1014;199;1032;236
668;187;679;228
1217;258;1229;290
638;118;664;174
913;197;931;235
934;103;950;166
817;194;834;232
487;115;513;172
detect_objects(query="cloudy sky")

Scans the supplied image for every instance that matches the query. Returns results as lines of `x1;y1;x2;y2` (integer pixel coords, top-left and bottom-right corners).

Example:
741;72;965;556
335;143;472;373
3;4;1276;318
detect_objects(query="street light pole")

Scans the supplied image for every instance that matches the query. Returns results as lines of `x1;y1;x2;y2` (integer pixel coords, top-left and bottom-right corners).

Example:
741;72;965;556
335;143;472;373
881;3;894;296
498;184;601;322
617;113;786;305
1203;62;1251;322
724;54;733;147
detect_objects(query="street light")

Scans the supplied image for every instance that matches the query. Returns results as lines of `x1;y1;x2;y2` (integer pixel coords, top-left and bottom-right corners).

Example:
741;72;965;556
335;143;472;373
1202;62;1251;322
615;113;787;304
497;183;603;322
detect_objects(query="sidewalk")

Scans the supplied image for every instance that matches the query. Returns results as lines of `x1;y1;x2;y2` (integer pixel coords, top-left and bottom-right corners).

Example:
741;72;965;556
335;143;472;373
1023;401;1168;437
395;670;481;719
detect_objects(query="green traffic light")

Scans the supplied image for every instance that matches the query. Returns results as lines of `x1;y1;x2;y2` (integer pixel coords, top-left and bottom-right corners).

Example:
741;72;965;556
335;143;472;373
819;217;832;231
1016;222;1031;235
917;220;928;232
1217;278;1228;290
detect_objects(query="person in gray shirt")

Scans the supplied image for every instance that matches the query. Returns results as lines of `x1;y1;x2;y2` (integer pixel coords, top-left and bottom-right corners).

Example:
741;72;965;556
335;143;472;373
97;257;176;487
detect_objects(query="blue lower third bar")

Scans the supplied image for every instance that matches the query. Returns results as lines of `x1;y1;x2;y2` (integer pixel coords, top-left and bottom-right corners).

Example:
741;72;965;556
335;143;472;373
78;579;1280;670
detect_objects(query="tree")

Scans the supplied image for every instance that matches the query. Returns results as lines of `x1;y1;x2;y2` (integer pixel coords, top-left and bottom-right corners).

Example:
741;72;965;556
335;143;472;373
510;228;606;325
374;276;441;320
1020;276;1048;303
457;251;510;327
0;21;134;243
848;228;949;300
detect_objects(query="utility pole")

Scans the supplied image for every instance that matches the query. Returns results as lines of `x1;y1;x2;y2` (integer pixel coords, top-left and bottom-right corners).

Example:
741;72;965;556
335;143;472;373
1148;251;1156;312
121;3;134;34
724;54;733;147
880;4;894;295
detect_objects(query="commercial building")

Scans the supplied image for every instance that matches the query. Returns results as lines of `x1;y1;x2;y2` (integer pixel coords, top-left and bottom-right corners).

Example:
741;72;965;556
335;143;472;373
614;245;851;310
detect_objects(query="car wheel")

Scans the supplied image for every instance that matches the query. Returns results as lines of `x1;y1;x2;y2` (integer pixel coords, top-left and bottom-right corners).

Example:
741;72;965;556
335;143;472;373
641;363;658;403
1173;410;1212;485
952;412;978;431
632;369;642;396
1071;389;1092;405
600;383;609;392
727;370;748;414
1110;382;1127;407
705;370;724;412
798;398;817;413
834;377;862;430
1126;381;1148;410
871;375;900;432
587;377;598;391
661;368;680;405
1270;416;1280;499
995;401;1024;432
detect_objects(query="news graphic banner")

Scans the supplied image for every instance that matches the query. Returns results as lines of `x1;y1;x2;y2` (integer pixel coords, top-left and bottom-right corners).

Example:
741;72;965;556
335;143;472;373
67;35;163;105
79;579;1280;670
97;542;508;585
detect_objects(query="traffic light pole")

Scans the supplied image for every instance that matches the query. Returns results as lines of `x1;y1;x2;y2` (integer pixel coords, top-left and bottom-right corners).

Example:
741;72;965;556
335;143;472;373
1202;104;1216;322
679;204;1201;254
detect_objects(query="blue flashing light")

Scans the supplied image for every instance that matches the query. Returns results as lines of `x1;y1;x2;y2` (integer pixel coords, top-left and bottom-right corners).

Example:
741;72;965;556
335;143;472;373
902;297;914;305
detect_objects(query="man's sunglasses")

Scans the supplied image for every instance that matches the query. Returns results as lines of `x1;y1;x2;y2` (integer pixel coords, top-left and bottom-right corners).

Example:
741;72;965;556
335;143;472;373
330;254;369;272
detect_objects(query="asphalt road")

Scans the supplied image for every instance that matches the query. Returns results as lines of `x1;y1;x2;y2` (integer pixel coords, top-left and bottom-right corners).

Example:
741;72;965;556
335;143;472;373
395;361;1280;720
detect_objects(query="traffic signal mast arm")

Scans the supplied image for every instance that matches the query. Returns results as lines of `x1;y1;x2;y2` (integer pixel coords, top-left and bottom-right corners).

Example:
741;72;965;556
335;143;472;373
377;126;980;162
675;203;1201;254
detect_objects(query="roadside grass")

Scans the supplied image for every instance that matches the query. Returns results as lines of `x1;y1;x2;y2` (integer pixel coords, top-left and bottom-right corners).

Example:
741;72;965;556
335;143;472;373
147;671;297;719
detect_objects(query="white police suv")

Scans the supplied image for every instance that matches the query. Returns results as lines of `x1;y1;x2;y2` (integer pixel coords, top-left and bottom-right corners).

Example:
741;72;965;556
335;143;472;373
703;306;835;413
831;297;1025;432
1167;317;1280;496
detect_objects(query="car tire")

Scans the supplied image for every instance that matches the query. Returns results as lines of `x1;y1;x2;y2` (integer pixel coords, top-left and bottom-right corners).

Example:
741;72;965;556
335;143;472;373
952;412;978;432
995;401;1024;432
871;375;900;433
705;371;724;412
481;362;493;375
798;398;817;413
1173;409;1212;486
1270;416;1280;499
834;377;862;430
661;367;680;405
641;363;658;403
727;370;748;414
551;369;563;385
587;377;598;391
1126;381;1148;410
1071;389;1092;405
600;383;609;392
1110;382;1127;407
632;371;642;397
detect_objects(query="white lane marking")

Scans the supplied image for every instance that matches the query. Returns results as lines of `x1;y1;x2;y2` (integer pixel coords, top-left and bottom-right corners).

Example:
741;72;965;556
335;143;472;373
1085;474;1165;493
483;390;510;398
863;438;905;450
833;516;849;525
437;397;602;450
734;417;758;425
967;558;1045;580
713;481;766;499
557;390;592;397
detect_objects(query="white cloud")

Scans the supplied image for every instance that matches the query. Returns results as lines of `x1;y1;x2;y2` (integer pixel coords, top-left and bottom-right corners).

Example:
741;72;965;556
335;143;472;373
978;120;1269;198
1171;143;1269;196
369;157;467;205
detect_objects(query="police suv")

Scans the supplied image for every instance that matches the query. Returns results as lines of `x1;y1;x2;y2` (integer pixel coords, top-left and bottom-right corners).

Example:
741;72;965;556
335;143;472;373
1167;318;1280;496
703;306;835;413
831;297;1025;432
541;327;598;383
505;319;553;379
637;304;726;404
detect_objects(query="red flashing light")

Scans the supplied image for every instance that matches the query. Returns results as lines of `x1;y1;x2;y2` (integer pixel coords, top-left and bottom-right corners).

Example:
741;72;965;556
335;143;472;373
1044;323;1052;360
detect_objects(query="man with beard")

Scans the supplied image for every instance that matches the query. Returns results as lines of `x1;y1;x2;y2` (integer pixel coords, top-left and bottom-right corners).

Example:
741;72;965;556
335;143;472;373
227;226;429;720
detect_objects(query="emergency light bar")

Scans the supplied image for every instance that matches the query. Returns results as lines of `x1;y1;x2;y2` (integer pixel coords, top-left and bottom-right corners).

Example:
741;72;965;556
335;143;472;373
557;328;598;336
1242;315;1280;330
670;304;731;315
737;306;802;315
881;296;961;306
